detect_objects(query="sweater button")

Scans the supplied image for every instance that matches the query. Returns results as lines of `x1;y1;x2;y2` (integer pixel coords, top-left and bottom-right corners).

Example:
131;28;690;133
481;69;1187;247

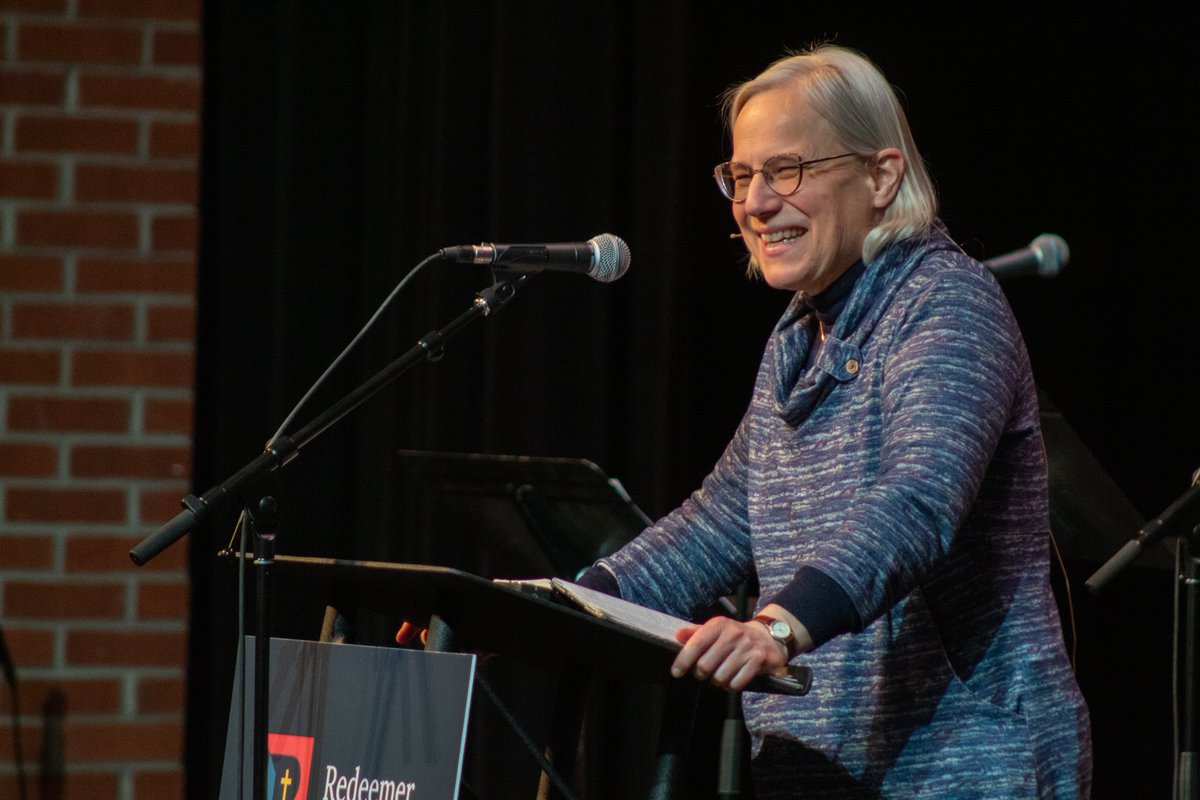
845;358;860;375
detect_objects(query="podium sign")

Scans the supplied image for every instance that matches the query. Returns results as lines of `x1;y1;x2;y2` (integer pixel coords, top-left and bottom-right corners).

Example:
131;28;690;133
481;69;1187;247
219;637;475;800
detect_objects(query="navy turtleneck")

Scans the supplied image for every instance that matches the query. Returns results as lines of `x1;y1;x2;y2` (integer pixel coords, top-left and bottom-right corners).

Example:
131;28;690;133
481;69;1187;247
805;258;866;332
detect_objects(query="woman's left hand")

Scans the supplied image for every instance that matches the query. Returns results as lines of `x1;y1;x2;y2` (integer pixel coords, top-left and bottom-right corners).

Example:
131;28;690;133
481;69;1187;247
670;604;810;691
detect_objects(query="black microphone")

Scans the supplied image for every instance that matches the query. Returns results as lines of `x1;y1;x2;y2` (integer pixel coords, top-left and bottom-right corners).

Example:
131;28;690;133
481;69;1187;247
439;233;631;283
983;233;1069;279
1086;470;1200;593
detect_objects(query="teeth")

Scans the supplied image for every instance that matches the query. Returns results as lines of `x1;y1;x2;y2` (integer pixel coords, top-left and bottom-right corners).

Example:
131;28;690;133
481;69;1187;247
761;228;802;244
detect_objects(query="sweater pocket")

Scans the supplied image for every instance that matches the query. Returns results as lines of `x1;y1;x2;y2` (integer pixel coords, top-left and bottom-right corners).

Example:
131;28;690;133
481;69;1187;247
871;604;1041;797
883;668;1039;797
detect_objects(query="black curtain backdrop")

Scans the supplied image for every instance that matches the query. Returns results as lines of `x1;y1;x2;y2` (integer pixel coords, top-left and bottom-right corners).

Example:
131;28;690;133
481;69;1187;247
187;2;1198;797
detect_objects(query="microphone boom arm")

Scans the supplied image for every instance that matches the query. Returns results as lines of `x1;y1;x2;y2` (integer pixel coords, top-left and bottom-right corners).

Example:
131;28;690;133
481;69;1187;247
129;273;530;565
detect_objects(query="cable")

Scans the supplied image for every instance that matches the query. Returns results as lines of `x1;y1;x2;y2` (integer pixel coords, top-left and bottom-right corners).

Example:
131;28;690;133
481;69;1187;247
266;253;438;448
1170;467;1199;799
474;671;580;800
1048;530;1078;671
0;625;26;800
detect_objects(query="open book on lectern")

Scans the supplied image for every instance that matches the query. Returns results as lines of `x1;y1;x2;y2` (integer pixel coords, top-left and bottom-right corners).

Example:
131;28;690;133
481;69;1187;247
497;577;813;696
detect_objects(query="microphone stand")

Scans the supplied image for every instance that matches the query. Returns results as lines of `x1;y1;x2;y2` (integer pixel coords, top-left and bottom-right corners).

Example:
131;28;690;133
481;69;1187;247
1180;530;1200;800
128;273;529;800
1087;474;1200;800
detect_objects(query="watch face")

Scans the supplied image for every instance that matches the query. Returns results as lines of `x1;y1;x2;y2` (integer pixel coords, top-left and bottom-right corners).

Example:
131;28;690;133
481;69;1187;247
768;620;791;640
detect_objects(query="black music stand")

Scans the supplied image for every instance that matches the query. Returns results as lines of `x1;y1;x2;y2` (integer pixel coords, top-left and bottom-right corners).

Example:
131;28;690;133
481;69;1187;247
386;450;669;798
393;450;650;580
1040;395;1172;569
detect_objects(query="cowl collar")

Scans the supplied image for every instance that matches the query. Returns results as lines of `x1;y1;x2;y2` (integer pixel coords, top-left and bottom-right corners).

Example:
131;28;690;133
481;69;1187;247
804;258;866;325
769;225;960;426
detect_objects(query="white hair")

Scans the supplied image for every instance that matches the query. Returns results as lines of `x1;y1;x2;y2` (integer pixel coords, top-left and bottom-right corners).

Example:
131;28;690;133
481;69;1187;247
723;44;938;266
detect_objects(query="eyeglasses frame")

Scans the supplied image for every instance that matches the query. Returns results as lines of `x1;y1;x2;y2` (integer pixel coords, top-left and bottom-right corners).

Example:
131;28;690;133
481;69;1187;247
713;152;861;203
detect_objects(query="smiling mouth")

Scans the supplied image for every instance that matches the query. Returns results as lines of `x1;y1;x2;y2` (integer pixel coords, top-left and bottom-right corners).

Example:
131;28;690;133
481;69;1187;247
760;228;804;244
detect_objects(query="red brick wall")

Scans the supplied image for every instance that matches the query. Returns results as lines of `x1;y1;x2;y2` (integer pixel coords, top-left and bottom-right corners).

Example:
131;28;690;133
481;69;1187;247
1;1;200;797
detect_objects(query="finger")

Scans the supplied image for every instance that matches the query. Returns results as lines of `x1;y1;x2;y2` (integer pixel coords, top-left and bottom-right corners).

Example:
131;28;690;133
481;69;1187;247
707;644;755;687
393;623;427;647
671;623;718;677
727;659;765;692
673;619;738;680
699;620;785;689
691;632;741;682
700;626;764;686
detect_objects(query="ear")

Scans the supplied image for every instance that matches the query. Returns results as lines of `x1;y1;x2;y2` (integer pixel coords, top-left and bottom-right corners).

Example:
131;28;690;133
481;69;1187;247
869;147;905;210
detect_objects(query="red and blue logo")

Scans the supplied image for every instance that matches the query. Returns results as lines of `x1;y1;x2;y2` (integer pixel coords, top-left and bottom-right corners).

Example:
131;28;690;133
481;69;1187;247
267;733;315;800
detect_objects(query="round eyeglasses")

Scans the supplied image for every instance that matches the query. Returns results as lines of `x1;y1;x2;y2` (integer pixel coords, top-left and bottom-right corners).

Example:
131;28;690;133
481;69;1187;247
713;152;860;203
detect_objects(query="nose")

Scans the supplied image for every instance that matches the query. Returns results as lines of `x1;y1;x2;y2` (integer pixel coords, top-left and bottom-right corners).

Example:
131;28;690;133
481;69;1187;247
742;171;782;219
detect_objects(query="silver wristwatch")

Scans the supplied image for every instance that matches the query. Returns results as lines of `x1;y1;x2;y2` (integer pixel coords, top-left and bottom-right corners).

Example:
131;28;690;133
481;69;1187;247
753;614;796;659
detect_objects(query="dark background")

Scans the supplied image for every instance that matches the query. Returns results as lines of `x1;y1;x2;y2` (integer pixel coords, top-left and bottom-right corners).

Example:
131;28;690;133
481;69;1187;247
187;2;1199;797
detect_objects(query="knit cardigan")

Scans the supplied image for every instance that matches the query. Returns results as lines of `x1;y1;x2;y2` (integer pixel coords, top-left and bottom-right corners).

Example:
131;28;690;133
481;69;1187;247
598;228;1092;798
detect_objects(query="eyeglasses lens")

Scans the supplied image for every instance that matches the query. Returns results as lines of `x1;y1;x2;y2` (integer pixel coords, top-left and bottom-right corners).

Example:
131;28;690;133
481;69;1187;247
714;155;803;202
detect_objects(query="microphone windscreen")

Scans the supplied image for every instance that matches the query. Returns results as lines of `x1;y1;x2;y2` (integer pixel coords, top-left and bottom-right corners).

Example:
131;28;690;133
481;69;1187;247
1031;233;1069;277
590;233;631;283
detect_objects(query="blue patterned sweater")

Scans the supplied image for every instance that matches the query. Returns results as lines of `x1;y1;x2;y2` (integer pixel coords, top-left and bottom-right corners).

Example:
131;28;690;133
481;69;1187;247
598;227;1092;798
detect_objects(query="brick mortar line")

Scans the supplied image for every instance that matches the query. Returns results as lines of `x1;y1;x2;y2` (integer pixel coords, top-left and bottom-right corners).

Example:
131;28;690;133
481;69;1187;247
0;429;194;441
5;16;164;29
0;577;189;586
1;109;14;156
4;198;197;213
49;153;201;168
53;339;196;352
0;621;191;633
0;761;188;774
0;661;183;678
0;517;190;534
18;61;202;79
0;617;188;632
0;526;192;536
0;338;198;350
1;106;199;124
0;573;184;585
59;151;74;201
0;578;189;587
0;203;13;249
0;469;189;479
1;13;16;65
0;291;197;306
0;6;200;28
0;476;190;489
1;17;198;32
0;568;190;578
0;386;193;399
0;715;186;728
0;245;197;258
65;63;79;112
